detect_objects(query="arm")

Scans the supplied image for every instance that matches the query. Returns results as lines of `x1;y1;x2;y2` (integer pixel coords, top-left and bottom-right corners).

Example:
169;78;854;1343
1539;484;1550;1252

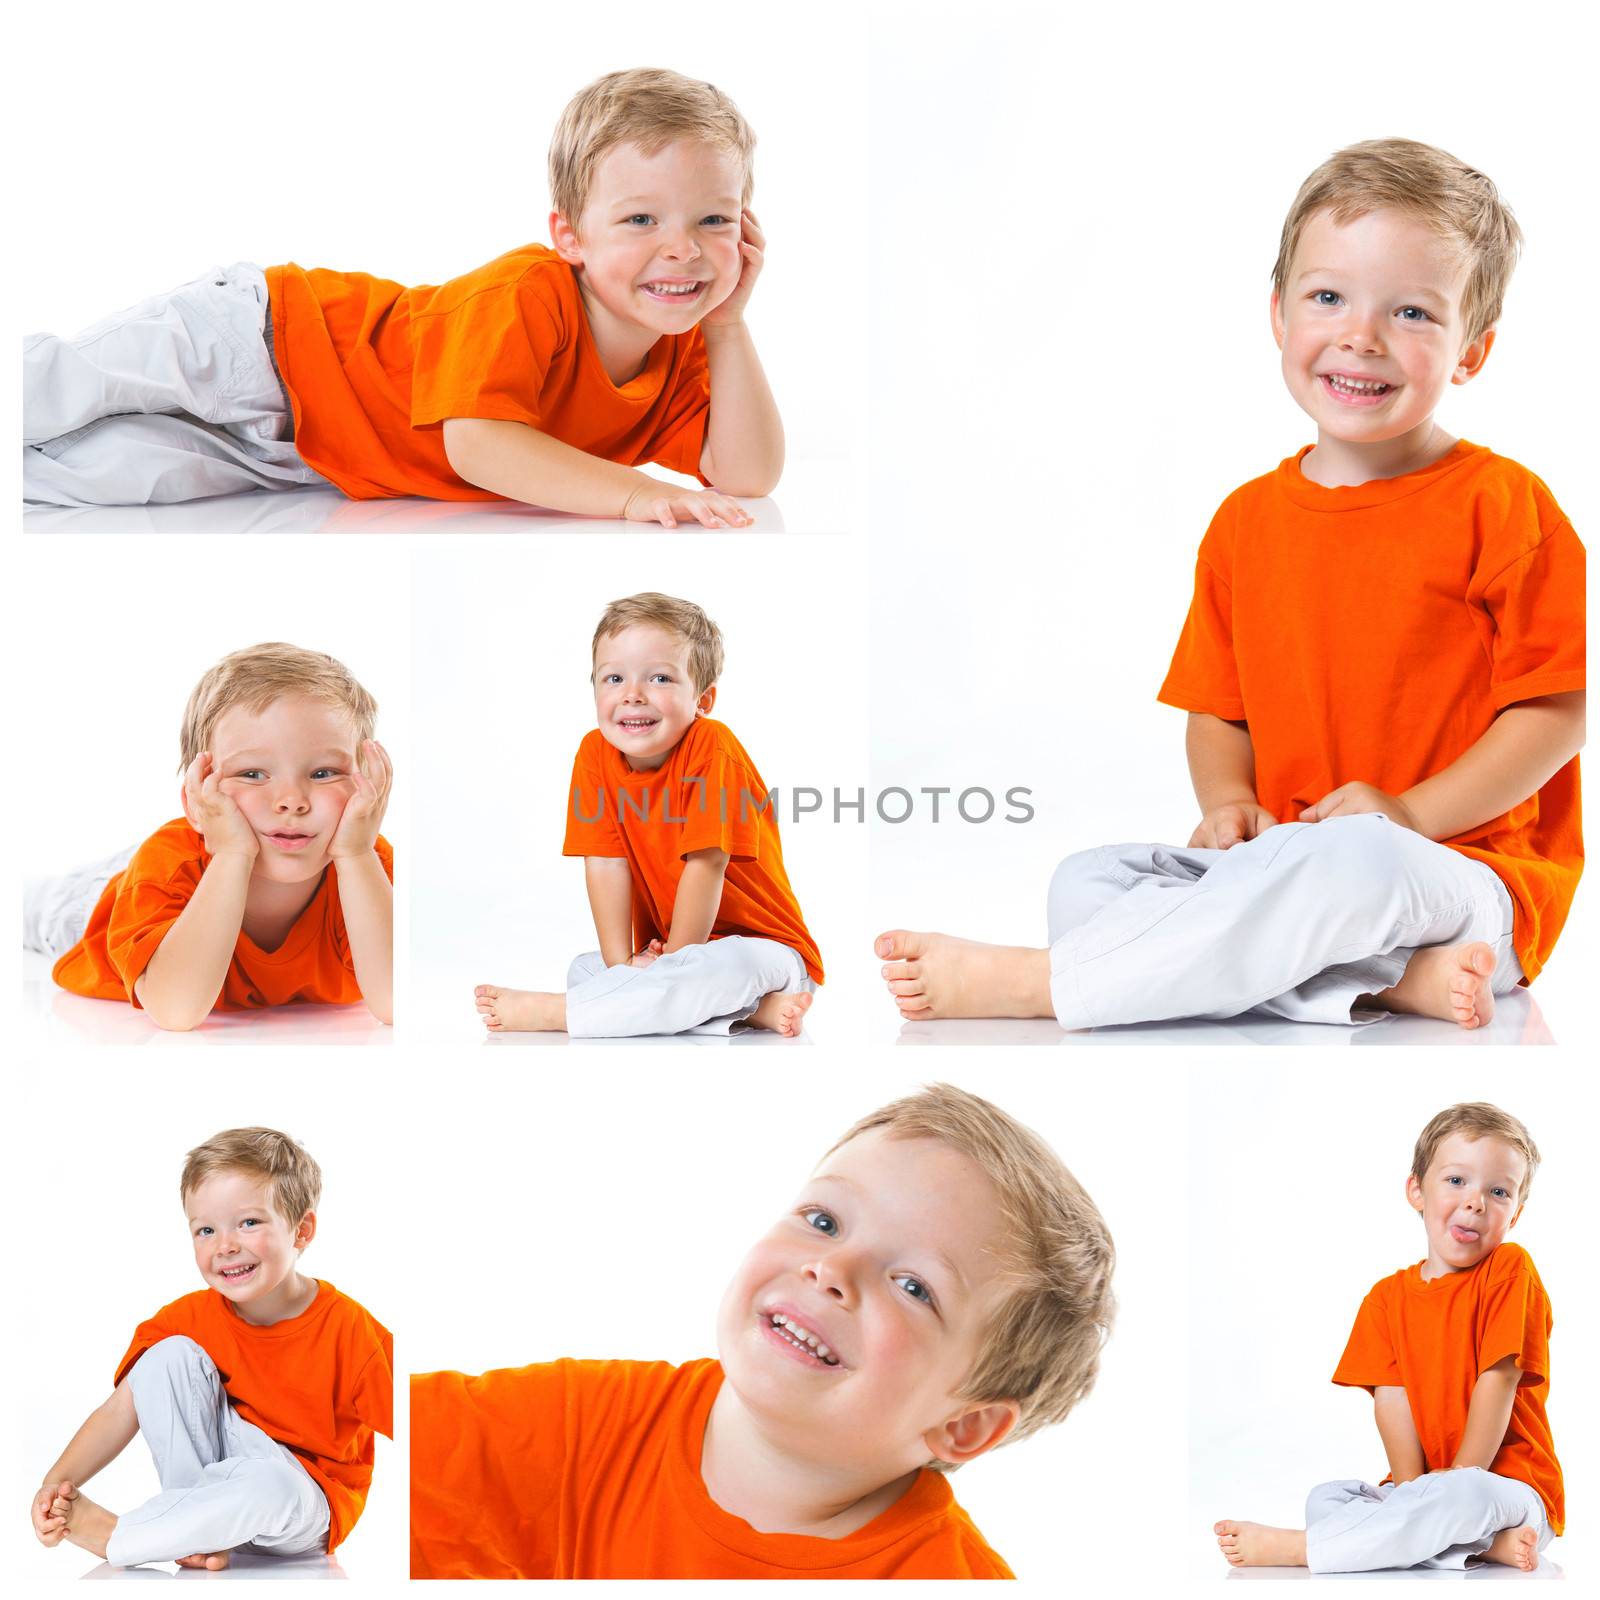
584;856;636;969
133;854;252;1030
1372;1385;1428;1484
1451;1354;1521;1470
33;1384;137;1544
698;210;784;496
1302;691;1585;837
441;419;752;530
1185;712;1279;848
663;847;730;953
329;741;394;1025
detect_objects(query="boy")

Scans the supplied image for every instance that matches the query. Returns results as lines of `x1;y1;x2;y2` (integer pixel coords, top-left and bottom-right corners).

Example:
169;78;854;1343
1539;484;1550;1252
475;591;822;1037
1215;1102;1560;1573
23;68;780;527
32;1128;392;1571
410;1083;1115;1578
31;641;394;1028
878;139;1584;1031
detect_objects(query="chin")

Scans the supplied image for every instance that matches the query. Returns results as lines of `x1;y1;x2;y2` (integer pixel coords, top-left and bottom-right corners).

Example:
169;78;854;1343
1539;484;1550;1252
253;852;330;885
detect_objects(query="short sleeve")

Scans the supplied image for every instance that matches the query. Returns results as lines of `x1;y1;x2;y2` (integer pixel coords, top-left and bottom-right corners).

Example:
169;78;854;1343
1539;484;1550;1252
1483;523;1586;710
106;843;203;1005
563;734;627;858
409;277;564;431
410;1364;568;1580
1331;1286;1402;1391
113;1307;179;1387
1478;1248;1550;1385
1157;502;1245;719
352;1336;395;1440
642;334;712;481
679;726;762;861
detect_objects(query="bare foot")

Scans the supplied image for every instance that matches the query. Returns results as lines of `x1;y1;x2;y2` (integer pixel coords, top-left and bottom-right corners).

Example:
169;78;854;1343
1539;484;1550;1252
1375;942;1497;1028
875;930;1053;1021
1213;1519;1307;1567
1482;1524;1539;1571
53;1483;116;1560
748;990;813;1036
475;984;566;1032
175;1551;232;1569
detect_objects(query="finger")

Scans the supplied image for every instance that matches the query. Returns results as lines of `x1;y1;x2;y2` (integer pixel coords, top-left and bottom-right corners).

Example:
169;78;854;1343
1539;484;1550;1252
653;498;676;529
689;499;724;529
368;740;394;797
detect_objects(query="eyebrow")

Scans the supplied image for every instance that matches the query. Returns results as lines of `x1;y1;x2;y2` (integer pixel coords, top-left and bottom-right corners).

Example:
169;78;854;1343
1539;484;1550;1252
613;194;741;209
595;659;684;674
220;747;352;762
1293;268;1452;301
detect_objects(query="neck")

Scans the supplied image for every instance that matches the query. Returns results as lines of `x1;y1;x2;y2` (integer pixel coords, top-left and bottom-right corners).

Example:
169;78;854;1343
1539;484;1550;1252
231;1270;316;1326
575;274;659;386
242;870;323;949
1301;420;1456;488
698;1381;922;1539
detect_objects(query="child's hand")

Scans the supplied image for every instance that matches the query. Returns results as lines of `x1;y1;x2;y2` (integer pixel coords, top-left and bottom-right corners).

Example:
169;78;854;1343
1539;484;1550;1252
703;209;765;328
183;753;259;861
1189;803;1279;850
622;483;753;530
1300;782;1421;832
329;740;393;860
32;1481;68;1545
628;939;665;968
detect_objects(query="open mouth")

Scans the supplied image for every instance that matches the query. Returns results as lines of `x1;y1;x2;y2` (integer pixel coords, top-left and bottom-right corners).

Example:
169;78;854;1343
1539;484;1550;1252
218;1262;259;1283
263;831;316;852
640;279;707;303
761;1311;842;1368
1319;372;1394;405
615;717;661;735
1449;1225;1481;1244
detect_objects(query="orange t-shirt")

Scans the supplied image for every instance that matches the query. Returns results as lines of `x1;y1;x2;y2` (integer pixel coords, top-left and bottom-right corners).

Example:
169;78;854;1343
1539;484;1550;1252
1331;1243;1562;1533
51;820;394;1011
265;246;711;500
561;718;824;983
1159;443;1585;981
115;1282;393;1553
409;1357;1013;1578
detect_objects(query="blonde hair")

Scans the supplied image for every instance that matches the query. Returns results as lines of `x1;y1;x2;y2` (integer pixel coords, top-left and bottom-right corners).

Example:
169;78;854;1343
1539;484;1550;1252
180;1127;323;1226
549;67;755;225
1412;1102;1540;1202
828;1084;1115;1459
592;592;725;694
1272;138;1522;345
179;643;377;772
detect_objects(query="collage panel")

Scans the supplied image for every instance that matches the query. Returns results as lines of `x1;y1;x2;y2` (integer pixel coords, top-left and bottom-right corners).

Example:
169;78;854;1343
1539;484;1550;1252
406;1060;1188;1582
13;1064;404;1581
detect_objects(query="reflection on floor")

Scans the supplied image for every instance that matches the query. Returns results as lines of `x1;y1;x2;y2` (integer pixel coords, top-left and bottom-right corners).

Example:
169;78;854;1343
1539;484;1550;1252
21;954;390;1048
895;989;1553;1047
1222;1551;1561;1580
79;1547;346;1579
483;1026;815;1048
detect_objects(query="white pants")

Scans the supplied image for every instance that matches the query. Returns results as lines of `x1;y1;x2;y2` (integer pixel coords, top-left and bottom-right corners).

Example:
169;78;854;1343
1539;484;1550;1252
22;846;136;958
23;263;328;506
104;1336;329;1568
564;937;814;1038
1305;1470;1550;1573
1046;815;1521;1028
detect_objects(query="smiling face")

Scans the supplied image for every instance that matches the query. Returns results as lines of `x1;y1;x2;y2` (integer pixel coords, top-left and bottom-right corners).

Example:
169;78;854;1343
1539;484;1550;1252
190;696;360;884
1272;207;1491;465
592;623;713;771
186;1169;314;1325
553;137;745;356
715;1130;1017;1477
1406;1131;1527;1279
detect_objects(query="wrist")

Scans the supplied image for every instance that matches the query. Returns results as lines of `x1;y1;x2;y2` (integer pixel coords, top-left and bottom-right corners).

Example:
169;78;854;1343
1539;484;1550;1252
702;318;750;346
205;845;257;869
330;843;380;866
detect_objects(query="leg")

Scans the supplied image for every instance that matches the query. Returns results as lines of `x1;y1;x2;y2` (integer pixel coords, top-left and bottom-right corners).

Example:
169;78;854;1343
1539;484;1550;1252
23;845;135;957
1304;1469;1548;1573
98;1336;328;1567
1213;1518;1307;1568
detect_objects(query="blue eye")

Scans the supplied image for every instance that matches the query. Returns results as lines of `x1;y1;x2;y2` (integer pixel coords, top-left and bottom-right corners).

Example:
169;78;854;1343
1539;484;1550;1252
802;1207;839;1236
240;1218;260;1229
893;1273;934;1306
196;1226;213;1237
649;673;673;684
237;769;265;781
1397;306;1431;322
1445;1174;1464;1185
1312;290;1341;306
702;215;734;227
312;768;341;781
625;214;654;227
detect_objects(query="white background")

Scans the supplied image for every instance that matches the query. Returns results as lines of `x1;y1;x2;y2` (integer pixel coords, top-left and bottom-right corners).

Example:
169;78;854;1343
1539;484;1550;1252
409;1060;1190;1586
5;0;1595;1591
1189;1068;1596;1582
7;1068;406;1580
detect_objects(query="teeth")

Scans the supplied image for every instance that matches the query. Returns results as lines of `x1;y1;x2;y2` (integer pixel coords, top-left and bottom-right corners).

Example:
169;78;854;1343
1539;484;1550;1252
1326;374;1390;394
769;1314;839;1365
647;282;701;296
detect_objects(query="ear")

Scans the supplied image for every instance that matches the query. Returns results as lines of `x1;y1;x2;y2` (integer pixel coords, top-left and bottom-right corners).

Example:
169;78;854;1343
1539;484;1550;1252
1405;1172;1425;1215
1452;325;1495;386
293;1211;318;1253
180;781;199;831
696;683;718;718
550;208;584;266
1508;1200;1524;1232
924;1399;1020;1468
1269;289;1286;351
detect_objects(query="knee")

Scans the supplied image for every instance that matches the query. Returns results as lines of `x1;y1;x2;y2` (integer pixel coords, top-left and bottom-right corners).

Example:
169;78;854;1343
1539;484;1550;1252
1304;1479;1355;1525
133;1335;212;1380
1047;847;1109;918
1289;814;1412;892
234;1458;318;1526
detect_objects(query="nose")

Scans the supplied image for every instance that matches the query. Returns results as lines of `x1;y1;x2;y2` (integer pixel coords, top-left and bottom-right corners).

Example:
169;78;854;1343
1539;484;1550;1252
659;223;701;264
1337;305;1384;355
272;777;311;814
803;1247;859;1308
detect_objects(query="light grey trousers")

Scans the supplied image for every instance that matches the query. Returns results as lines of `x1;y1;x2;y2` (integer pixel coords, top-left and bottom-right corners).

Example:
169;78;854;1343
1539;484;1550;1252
1305;1469;1550;1573
564;936;814;1037
103;1336;330;1568
22;846;135;958
1046;814;1522;1028
23;263;328;506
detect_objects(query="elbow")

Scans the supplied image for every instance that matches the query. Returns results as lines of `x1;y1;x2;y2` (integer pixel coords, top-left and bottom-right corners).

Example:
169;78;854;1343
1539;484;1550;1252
441;418;489;486
143;1004;207;1033
708;462;783;499
365;1000;394;1027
